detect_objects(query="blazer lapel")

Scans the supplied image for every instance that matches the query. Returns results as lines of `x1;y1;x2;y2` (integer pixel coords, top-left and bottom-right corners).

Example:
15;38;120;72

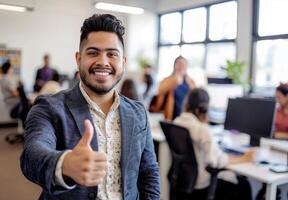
65;84;98;150
119;98;135;192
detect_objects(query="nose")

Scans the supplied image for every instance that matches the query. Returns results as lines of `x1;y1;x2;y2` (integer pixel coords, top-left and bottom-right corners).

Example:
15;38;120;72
96;53;109;66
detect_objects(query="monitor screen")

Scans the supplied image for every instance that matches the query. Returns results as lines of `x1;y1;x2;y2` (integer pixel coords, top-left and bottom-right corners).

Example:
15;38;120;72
206;84;244;111
224;97;276;146
207;77;233;84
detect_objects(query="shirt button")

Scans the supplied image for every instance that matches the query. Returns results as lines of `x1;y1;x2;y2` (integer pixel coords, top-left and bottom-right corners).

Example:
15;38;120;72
88;192;97;199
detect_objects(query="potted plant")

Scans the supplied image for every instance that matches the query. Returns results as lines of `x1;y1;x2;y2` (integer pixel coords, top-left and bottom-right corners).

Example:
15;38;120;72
225;60;246;84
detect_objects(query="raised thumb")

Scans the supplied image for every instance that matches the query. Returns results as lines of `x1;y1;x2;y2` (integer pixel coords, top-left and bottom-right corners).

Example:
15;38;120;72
78;119;94;149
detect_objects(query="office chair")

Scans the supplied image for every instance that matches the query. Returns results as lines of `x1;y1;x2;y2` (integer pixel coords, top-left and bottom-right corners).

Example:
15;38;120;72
5;83;30;144
159;120;224;200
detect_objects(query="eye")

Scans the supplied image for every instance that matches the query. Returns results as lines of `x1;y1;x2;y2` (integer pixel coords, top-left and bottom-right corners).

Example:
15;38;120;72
107;51;119;58
87;51;98;56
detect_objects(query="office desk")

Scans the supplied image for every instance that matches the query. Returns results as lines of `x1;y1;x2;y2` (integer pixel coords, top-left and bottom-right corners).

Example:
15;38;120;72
227;150;288;200
151;120;288;200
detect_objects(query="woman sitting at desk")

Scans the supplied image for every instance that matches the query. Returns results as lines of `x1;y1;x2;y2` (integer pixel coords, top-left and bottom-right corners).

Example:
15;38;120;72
174;88;253;200
274;83;288;139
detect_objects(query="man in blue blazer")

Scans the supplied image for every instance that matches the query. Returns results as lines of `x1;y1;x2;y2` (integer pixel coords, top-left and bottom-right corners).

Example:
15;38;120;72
20;14;160;200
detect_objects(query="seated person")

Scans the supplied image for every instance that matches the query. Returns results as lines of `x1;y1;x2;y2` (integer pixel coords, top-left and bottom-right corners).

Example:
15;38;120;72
0;61;20;115
120;78;140;101
33;54;58;92
152;56;195;120
174;88;253;200
39;71;61;95
274;82;288;139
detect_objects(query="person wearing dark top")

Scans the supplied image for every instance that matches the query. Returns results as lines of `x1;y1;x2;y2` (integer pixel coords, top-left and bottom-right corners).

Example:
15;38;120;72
173;78;190;119
143;64;154;99
33;54;58;92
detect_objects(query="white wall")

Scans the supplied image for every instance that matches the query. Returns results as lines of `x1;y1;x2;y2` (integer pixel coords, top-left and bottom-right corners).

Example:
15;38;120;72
0;0;140;91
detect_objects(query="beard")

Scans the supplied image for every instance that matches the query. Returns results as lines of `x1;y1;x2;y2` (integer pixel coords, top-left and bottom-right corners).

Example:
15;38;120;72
79;69;124;95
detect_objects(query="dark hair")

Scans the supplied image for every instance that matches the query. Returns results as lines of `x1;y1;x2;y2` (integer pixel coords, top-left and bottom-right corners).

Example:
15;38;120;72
80;14;125;49
173;55;186;66
1;61;11;74
52;71;60;82
120;79;139;101
185;88;209;115
276;83;288;96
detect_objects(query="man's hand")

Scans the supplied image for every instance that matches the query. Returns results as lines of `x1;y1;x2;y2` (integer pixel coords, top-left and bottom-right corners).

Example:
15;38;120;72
62;119;107;186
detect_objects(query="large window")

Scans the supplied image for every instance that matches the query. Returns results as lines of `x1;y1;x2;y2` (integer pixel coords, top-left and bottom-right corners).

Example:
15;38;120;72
158;1;237;81
253;0;288;88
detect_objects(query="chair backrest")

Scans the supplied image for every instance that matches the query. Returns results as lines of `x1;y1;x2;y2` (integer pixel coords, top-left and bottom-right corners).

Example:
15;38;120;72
10;82;30;126
159;120;198;194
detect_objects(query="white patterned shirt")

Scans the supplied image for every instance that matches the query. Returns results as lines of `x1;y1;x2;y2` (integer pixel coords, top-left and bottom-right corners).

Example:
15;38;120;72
80;83;122;200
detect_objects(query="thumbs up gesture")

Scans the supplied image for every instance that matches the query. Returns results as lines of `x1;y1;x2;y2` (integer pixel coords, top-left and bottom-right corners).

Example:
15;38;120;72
62;120;107;186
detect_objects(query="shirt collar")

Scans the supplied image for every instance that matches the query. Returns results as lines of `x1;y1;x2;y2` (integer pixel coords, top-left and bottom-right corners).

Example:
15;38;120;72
79;82;120;116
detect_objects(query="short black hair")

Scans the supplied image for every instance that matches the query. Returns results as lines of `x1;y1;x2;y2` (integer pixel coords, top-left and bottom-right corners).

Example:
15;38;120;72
276;83;288;96
185;88;210;114
80;14;125;49
1;61;11;74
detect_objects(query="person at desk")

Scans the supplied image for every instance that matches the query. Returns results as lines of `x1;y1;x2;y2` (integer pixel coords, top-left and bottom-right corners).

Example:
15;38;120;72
33;54;58;92
152;56;195;120
0;61;20;116
120;78;140;101
174;88;253;200
39;71;61;95
274;82;288;139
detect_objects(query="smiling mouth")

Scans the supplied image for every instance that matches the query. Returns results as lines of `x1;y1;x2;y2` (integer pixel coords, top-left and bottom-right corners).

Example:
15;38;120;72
89;67;114;76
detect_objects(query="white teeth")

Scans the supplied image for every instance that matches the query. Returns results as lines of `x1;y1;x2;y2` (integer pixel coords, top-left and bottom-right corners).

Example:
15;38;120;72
93;72;109;76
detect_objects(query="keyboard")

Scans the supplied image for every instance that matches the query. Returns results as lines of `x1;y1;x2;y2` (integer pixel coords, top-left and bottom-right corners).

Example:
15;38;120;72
220;143;247;156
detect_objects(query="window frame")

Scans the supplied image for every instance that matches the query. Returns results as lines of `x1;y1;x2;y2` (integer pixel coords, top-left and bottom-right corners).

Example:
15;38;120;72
251;0;288;89
157;0;237;76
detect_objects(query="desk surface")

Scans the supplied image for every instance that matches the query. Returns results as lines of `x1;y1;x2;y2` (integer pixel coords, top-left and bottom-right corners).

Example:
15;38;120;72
227;162;288;184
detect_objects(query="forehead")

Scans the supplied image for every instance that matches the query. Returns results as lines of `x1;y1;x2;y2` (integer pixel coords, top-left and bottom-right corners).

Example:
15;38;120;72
81;31;123;51
175;58;187;66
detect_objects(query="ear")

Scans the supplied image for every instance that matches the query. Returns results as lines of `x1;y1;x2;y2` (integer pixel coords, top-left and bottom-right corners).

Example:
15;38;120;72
75;52;81;70
122;56;127;70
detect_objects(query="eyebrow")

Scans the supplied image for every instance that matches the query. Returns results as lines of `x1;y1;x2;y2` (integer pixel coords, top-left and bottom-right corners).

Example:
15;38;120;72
85;47;120;53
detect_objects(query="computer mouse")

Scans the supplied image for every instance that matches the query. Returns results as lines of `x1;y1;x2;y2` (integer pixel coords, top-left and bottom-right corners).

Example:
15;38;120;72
259;160;270;165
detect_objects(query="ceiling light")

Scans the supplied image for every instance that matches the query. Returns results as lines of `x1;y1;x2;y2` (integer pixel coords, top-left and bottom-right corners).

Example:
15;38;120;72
0;3;33;12
95;2;144;15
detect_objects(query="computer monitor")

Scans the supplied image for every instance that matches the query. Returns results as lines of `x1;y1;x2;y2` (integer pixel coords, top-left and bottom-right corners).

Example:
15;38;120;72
224;97;276;146
206;84;244;124
207;77;233;84
206;84;244;111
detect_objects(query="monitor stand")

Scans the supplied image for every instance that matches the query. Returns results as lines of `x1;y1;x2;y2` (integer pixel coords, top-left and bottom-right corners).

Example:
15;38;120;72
250;137;260;147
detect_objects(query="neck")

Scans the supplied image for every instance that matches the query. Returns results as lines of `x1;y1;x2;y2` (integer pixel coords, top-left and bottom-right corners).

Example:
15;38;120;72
284;104;288;114
82;84;115;115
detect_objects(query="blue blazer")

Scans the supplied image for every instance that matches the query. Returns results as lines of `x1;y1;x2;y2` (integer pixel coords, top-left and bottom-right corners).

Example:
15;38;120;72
20;84;160;200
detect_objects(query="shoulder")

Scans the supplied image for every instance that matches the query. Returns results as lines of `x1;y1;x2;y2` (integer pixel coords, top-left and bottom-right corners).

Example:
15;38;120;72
174;112;211;139
161;75;175;84
33;89;70;110
185;76;195;88
119;94;146;112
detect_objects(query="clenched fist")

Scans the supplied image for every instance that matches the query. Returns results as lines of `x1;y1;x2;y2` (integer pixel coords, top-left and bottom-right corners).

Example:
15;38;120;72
62;119;107;186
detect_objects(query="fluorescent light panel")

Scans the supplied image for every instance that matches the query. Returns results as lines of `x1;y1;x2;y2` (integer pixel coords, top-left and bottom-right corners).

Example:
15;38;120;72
0;3;33;12
95;2;144;15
